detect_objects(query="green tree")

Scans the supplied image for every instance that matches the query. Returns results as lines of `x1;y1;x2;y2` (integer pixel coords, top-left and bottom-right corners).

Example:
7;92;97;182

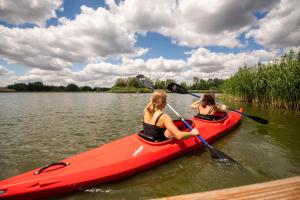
114;78;127;87
81;86;92;91
7;83;27;91
27;82;47;91
66;83;79;91
154;79;165;89
127;77;139;88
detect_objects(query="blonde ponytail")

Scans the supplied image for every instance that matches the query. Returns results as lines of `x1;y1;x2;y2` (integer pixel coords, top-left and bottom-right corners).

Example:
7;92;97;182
146;102;156;117
145;90;167;117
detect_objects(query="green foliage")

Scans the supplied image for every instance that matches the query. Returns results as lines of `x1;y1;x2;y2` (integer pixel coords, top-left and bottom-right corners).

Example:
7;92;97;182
154;79;166;89
93;87;110;92
223;50;300;109
110;86;151;93
114;78;127;87
191;77;224;91
66;83;80;91
6;82;109;92
7;83;28;91
114;77;141;88
113;75;224;92
80;86;93;91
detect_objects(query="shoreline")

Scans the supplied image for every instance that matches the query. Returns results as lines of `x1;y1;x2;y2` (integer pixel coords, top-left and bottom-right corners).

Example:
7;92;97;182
0;90;221;93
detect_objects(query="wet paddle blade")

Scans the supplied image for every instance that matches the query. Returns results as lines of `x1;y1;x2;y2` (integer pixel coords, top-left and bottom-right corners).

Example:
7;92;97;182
206;145;239;165
167;83;189;94
227;107;269;125
247;115;269;124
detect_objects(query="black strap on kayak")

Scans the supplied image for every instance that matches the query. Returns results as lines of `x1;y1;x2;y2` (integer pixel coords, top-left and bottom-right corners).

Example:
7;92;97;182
34;162;70;175
138;131;156;142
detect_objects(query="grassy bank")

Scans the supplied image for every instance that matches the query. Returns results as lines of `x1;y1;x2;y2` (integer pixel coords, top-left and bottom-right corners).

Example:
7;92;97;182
109;87;152;93
0;87;15;92
222;50;300;109
189;90;221;93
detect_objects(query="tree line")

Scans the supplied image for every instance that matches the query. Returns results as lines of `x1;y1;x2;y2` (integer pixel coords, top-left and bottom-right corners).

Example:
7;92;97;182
113;77;224;91
7;82;110;92
6;77;224;92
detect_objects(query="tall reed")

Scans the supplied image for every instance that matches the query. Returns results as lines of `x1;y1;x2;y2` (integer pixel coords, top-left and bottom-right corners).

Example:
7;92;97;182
223;50;300;109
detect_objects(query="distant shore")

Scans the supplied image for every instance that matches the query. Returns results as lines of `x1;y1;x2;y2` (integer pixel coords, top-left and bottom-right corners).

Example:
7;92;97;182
0;87;15;92
0;87;220;94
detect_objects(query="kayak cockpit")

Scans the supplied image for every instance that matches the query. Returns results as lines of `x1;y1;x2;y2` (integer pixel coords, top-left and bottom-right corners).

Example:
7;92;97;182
193;112;228;123
137;119;194;145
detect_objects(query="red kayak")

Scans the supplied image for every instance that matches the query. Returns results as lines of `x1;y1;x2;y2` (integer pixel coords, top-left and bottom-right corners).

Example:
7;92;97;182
0;109;242;199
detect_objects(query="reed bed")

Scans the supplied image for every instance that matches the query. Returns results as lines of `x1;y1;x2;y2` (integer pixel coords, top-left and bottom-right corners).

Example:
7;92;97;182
222;50;300;109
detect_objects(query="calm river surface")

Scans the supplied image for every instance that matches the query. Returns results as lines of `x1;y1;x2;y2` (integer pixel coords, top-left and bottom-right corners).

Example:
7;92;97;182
1;93;300;199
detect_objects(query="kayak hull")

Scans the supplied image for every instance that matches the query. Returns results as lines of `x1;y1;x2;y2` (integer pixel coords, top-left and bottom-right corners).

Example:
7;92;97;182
0;109;242;199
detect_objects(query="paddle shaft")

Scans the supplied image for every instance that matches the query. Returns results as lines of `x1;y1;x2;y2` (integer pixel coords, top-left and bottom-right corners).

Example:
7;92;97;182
166;103;209;146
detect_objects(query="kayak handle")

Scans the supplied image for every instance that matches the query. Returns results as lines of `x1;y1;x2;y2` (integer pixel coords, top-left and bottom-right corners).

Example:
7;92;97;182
34;162;70;175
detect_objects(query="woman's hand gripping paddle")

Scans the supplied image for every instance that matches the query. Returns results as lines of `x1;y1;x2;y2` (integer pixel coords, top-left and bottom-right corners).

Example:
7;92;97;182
137;74;239;165
167;83;269;125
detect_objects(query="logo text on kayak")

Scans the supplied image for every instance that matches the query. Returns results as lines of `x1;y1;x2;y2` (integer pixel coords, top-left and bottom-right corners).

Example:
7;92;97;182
132;145;144;157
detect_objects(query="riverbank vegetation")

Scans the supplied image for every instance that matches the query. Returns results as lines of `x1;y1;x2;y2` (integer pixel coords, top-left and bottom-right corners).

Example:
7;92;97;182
5;77;224;93
7;82;110;92
222;50;300;109
112;77;224;93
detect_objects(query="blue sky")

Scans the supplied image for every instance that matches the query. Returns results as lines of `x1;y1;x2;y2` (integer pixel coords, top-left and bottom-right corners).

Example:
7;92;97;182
0;0;299;87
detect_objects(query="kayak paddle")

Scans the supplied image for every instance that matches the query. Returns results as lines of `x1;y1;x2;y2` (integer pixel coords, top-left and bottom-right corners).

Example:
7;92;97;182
136;74;239;165
167;83;269;125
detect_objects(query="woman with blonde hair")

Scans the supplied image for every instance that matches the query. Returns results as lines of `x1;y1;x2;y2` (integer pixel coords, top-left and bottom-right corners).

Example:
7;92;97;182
143;90;199;141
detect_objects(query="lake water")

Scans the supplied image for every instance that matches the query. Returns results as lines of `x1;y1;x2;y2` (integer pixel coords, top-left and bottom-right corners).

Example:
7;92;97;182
0;93;300;199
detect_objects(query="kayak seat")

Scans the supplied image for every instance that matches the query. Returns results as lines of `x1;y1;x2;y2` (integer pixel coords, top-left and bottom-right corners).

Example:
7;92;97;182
138;119;194;142
138;130;167;142
194;112;228;121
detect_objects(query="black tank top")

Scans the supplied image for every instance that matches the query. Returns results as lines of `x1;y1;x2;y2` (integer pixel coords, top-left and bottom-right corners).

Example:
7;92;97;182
143;113;167;141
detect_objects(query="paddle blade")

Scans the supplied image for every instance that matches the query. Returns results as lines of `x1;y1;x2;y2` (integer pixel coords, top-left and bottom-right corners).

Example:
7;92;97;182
227;107;269;125
136;74;154;90
136;74;145;79
206;145;239;165
167;83;188;94
247;115;269;124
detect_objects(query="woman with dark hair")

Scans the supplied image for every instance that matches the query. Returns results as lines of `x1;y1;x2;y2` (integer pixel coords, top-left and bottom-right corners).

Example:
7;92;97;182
191;93;227;120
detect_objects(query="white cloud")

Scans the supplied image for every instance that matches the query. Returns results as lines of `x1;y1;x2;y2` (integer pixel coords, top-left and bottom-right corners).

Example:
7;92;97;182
246;0;300;48
0;0;63;26
9;68;73;86
71;57;188;84
0;5;146;71
5;48;278;87
0;0;297;87
116;0;175;34
188;48;277;74
0;65;13;75
113;0;279;47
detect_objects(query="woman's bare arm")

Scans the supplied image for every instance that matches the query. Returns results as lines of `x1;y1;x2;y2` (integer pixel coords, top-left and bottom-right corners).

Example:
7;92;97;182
162;114;198;140
216;104;227;112
190;100;201;109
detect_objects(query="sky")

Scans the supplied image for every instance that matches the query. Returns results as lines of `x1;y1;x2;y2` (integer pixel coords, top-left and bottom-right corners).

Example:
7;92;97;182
0;0;299;87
